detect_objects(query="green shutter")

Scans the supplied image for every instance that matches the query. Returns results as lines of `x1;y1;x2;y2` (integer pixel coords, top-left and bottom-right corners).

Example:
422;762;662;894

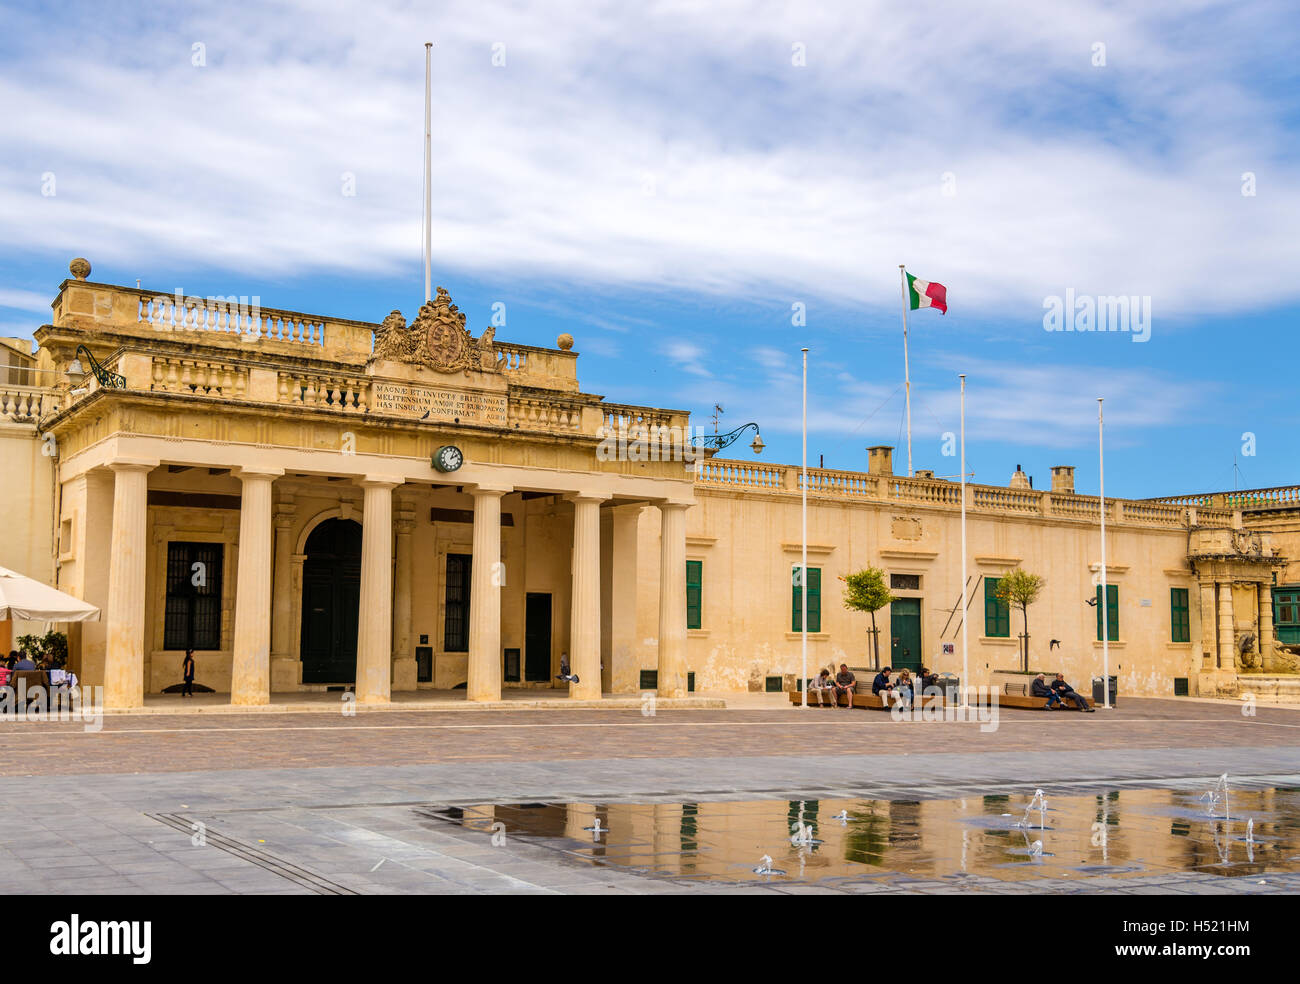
792;566;821;633
686;560;702;630
984;577;1010;637
1170;587;1190;643
1096;583;1119;641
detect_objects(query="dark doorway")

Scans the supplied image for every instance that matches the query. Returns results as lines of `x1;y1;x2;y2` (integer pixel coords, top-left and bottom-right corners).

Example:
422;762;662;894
300;519;362;683
525;593;552;682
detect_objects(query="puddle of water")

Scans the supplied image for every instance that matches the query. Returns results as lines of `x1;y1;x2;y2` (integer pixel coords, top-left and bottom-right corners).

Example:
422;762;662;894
424;786;1300;886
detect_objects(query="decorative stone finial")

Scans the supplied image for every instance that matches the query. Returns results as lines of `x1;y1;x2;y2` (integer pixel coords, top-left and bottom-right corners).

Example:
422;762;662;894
69;257;91;281
557;332;574;351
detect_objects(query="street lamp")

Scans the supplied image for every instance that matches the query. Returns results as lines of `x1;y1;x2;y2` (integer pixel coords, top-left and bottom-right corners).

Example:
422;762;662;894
694;422;765;455
64;345;125;390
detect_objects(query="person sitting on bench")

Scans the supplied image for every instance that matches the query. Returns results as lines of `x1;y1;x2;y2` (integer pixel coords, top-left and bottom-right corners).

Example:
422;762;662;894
871;666;893;699
917;665;939;695
832;664;856;709
808;668;835;707
1031;673;1062;710
895;668;914;708
1051;673;1094;711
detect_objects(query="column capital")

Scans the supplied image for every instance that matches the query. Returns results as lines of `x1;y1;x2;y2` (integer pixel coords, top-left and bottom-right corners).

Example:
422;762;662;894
108;457;158;473
470;485;512;498
357;474;404;490
235;466;285;482
656;499;694;512
565;492;609;505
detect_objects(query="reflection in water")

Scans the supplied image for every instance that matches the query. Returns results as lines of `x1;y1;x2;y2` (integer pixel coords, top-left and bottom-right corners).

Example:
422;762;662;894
429;786;1300;886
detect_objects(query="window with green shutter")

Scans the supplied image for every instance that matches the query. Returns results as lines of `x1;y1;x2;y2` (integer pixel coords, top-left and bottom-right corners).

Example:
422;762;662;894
686;560;702;630
1096;583;1119;641
984;576;1010;637
1170;587;1190;642
792;566;821;633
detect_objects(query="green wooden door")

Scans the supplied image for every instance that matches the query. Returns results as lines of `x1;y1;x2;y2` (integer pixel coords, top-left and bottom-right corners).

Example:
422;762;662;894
890;598;922;671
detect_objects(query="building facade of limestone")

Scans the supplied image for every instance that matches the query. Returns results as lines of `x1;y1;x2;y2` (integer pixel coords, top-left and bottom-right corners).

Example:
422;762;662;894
2;260;1298;703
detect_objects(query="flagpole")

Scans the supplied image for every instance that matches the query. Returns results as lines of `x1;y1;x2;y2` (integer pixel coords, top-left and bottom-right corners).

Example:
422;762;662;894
423;42;433;305
899;264;913;477
960;373;968;707
1098;397;1110;709
801;347;809;709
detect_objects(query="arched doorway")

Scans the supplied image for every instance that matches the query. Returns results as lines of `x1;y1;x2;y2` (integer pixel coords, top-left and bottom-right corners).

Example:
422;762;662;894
300;518;362;683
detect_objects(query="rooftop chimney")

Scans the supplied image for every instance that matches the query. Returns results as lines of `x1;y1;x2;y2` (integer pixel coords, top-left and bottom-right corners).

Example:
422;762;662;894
914;468;935;479
1050;465;1075;494
1010;464;1030;489
867;445;893;477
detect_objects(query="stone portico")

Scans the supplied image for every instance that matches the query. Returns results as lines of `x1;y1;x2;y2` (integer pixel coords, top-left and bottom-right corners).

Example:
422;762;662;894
39;262;697;708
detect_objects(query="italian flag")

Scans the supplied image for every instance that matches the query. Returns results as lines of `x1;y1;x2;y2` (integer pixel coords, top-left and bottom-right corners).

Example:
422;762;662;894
906;272;948;314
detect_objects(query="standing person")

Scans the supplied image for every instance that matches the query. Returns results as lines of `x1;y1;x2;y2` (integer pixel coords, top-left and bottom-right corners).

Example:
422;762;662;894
1051;672;1094;711
832;664;856;709
182;649;196;698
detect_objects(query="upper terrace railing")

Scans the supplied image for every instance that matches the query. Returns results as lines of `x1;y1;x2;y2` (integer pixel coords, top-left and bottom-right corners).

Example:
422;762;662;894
1147;485;1300;511
696;458;1241;529
136;293;326;346
0;383;59;421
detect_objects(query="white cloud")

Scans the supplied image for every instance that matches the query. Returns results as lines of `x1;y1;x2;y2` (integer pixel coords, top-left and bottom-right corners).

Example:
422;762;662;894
0;0;1295;324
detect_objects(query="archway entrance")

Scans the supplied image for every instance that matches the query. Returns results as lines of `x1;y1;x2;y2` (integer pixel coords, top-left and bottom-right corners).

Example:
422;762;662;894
300;518;362;684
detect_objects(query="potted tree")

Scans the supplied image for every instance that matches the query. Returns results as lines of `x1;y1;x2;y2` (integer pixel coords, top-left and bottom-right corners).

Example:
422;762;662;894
994;569;1045;672
839;568;895;669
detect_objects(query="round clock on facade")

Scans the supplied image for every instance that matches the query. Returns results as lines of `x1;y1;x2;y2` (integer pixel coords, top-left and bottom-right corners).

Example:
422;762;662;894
433;445;464;473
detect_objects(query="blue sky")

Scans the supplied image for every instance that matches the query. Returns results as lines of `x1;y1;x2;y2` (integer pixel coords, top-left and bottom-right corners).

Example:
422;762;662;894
2;0;1298;497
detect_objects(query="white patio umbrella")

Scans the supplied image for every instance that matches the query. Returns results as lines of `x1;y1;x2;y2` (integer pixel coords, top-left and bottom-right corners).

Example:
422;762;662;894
0;566;99;622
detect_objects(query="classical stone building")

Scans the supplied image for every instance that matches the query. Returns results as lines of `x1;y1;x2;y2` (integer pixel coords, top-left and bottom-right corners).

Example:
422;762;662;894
1;260;1297;703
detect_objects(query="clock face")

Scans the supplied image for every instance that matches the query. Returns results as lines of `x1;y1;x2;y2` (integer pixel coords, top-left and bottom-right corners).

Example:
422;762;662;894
434;445;463;472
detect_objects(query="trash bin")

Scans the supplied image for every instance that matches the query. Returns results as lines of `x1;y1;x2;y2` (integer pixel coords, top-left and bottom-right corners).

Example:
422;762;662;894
1091;675;1117;707
937;673;959;700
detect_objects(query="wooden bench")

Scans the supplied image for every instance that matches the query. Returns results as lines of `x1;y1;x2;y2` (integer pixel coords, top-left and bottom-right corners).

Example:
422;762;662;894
790;686;950;711
990;680;1093;711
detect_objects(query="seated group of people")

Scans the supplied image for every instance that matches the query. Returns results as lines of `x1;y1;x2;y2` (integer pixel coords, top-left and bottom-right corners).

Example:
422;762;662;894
1030;672;1095;711
807;663;938;708
0;650;76;690
807;664;1094;711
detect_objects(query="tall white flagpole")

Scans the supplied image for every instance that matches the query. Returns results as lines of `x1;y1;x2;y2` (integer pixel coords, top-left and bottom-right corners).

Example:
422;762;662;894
801;347;809;708
899;265;913;477
960;373;968;706
1098;397;1110;709
423;42;433;305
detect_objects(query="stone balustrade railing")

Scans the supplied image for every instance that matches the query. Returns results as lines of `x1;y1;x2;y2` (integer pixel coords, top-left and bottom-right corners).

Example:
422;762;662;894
1146;485;1300;512
0;384;59;421
277;371;370;412
151;356;249;399
136;292;327;345
696;459;1211;529
599;404;687;436
508;395;584;432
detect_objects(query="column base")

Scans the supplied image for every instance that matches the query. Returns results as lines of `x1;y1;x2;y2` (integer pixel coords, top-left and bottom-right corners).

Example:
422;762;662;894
391;656;417;692
270;656;301;692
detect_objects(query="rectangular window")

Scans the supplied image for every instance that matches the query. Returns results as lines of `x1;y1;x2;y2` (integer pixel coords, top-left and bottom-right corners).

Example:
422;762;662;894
1096;583;1119;641
792;566;821;633
1170;587;1190;643
984;577;1010;637
686;560;702;630
163;541;223;651
444;553;472;652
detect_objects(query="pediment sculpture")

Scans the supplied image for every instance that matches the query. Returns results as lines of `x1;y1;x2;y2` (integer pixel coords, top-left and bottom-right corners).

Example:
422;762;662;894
372;287;498;373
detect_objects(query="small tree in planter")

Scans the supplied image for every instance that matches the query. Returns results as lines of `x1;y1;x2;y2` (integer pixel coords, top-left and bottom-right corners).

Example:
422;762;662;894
15;630;69;668
839;568;895;669
994;569;1045;672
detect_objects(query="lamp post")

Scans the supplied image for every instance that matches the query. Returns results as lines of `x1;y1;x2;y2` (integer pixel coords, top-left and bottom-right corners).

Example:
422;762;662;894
64;345;125;390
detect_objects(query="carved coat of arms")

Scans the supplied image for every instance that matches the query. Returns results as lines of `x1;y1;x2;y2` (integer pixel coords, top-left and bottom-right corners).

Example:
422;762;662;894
371;287;497;373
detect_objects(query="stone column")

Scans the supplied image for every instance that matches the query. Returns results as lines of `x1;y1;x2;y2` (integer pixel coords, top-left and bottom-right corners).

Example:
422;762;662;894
391;502;417;691
231;469;282;705
1217;580;1235;670
569;494;605;699
1199;579;1217;669
468;487;509;702
1259;581;1275;671
356;477;400;704
104;460;154;709
269;493;297;691
657;501;691;697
